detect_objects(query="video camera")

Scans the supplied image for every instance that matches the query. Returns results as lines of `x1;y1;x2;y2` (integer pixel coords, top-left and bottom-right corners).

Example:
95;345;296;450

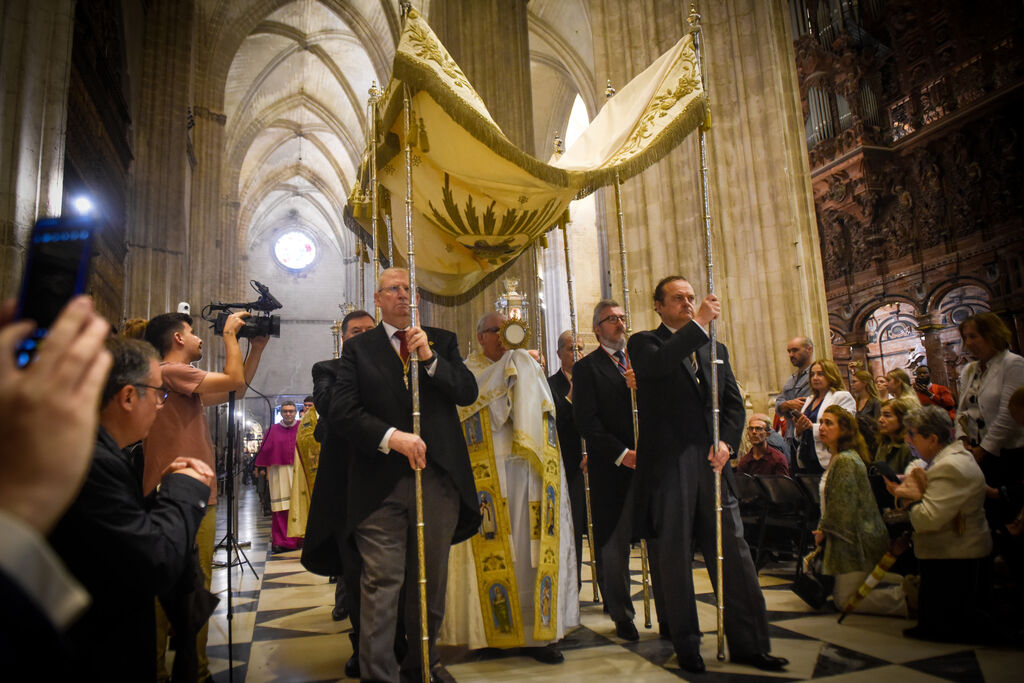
203;280;283;338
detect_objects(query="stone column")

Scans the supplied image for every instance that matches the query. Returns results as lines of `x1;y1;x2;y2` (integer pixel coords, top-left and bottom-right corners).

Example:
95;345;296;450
419;0;540;350
0;0;75;298
588;0;830;413
917;312;949;387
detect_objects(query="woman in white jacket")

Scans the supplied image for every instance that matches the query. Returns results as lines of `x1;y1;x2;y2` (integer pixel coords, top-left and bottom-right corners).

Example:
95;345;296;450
956;312;1024;524
794;359;856;471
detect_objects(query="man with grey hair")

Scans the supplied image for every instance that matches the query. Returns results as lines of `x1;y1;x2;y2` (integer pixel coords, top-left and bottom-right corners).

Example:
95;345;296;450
572;299;643;640
888;405;992;643
441;311;579;662
548;330;585;588
49;336;215;682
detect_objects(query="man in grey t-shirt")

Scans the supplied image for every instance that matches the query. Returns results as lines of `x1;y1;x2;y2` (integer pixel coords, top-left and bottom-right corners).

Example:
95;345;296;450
774;337;813;447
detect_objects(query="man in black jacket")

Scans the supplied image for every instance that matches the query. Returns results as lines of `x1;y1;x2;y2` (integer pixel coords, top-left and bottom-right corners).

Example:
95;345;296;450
547;330;585;589
334;268;479;683
303;308;375;677
571;301;640;641
627;276;787;674
50;336;214;682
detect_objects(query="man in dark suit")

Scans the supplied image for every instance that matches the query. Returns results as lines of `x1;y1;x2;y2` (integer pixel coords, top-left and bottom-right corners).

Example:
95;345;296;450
334;267;479;683
572;301;641;641
627;275;787;674
50;336;215;682
547;330;585;589
302;309;376;678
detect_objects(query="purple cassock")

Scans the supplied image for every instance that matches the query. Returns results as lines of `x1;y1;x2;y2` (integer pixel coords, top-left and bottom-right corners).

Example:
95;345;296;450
255;421;300;550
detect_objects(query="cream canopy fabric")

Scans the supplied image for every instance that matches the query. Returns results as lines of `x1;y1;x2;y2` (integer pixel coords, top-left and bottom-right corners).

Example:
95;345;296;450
347;8;707;302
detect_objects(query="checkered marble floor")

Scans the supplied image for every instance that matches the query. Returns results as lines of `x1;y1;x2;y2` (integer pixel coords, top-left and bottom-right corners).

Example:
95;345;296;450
203;488;1021;682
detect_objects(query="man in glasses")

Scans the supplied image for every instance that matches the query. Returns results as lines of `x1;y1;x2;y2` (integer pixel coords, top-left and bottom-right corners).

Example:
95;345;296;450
254;401;302;553
50;336;214;682
143;309;269;682
571;300;643;640
737;414;789;476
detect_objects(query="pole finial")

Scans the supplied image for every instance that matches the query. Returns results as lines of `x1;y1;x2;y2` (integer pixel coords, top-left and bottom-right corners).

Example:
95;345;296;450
688;4;701;34
604;80;616;99
552;131;564;157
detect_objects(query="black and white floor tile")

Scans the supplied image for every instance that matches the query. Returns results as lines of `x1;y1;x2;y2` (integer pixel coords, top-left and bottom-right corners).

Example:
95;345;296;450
202;488;1020;682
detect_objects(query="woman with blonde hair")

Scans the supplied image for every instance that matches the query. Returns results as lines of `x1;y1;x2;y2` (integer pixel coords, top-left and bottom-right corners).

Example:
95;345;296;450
813;405;907;616
886;368;921;407
794;359;856;471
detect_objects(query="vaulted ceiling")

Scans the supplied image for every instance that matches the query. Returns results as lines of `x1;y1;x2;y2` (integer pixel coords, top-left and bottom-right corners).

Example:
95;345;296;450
218;0;594;260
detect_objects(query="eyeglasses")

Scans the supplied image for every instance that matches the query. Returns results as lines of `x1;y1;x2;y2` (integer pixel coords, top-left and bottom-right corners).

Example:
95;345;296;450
480;327;500;335
599;314;627;325
134;384;169;405
378;284;411;295
747;426;767;433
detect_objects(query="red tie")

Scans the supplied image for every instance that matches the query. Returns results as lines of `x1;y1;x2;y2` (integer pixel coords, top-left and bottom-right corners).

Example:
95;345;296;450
394;329;410;363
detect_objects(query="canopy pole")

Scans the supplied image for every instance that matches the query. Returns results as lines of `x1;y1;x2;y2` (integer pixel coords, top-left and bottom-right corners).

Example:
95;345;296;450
688;3;726;661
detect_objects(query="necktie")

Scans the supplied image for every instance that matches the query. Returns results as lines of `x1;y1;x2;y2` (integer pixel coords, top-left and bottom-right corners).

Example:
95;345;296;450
613;349;627;376
691;352;701;384
394;329;410;363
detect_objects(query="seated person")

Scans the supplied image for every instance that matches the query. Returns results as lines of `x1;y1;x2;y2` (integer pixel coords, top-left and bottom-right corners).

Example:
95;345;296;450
889;406;992;642
813;406;907;617
737;414;789;476
49;337;214;682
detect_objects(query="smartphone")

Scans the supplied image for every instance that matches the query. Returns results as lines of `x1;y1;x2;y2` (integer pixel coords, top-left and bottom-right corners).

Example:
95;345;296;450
14;215;96;367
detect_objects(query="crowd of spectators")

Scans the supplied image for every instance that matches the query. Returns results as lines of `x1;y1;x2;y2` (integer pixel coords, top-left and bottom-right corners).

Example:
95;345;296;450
751;312;1023;640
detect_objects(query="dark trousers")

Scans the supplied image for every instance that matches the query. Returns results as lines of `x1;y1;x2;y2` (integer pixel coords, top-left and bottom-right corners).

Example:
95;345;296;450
336;532;362;650
917;557;992;640
597;483;636;623
355;468;459;683
650;453;770;660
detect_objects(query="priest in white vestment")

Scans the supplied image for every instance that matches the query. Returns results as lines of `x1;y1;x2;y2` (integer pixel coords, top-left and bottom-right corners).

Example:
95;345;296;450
439;313;579;664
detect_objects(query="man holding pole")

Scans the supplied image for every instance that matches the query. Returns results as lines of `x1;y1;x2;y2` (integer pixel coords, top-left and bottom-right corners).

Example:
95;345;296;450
333;267;479;683
627;276;787;673
571;301;641;641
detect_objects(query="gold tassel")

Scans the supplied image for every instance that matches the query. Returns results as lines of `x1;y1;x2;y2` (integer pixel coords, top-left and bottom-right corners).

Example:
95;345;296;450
418;117;429;153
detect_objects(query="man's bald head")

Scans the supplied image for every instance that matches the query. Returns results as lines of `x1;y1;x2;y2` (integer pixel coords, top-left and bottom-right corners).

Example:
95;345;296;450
786;336;813;369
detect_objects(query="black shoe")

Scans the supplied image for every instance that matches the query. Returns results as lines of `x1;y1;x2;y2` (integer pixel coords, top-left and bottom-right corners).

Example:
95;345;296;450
332;603;349;621
521;645;564;664
328;575;338;584
678;653;705;673
271;544;289;554
732;652;789;671
615;620;639;641
344;654;359;678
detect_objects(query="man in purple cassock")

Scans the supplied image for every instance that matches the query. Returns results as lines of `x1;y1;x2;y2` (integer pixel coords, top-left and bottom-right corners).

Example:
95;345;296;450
255;400;301;552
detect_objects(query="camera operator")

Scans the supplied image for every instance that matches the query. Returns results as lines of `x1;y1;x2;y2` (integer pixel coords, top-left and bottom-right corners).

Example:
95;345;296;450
143;310;269;682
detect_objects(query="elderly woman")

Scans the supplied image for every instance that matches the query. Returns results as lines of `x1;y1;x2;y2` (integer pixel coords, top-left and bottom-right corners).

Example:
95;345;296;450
814;406;907;616
888;406;992;642
956;312;1024;524
794;359;856;472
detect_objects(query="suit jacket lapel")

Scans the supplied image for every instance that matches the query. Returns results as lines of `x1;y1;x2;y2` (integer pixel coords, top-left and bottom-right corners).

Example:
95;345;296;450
662;322;701;387
596;348;626;390
366;325;411;406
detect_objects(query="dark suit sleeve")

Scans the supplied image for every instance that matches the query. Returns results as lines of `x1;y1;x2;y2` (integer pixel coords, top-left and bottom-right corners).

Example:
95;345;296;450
75;456;208;592
717;343;745;454
333;341;394;454
572;358;627;462
311;360;337;415
422;330;478;407
628;321;708;379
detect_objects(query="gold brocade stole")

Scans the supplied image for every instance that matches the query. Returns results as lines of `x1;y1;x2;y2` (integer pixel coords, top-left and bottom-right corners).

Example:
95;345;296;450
295;407;320;489
527;411;561;643
462;407;561;646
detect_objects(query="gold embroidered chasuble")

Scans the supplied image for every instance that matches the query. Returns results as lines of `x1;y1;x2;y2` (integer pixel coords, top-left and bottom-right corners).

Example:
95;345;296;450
439;350;579;647
287;406;320;538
